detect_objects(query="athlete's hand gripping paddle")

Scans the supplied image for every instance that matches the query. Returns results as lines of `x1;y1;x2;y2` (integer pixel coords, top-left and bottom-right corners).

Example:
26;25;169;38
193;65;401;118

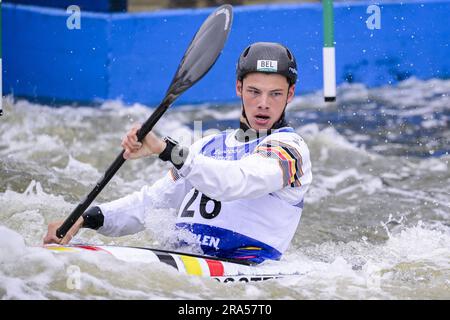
56;5;233;239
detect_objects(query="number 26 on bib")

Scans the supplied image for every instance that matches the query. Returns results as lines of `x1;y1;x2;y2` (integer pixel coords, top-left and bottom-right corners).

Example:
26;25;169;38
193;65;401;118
180;189;221;219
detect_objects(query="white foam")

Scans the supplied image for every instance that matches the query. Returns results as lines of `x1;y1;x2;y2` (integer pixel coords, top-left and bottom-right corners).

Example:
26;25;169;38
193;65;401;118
1;180;70;215
305;126;361;151
385;222;450;265
54;155;100;175
0;226;67;299
277;222;450;299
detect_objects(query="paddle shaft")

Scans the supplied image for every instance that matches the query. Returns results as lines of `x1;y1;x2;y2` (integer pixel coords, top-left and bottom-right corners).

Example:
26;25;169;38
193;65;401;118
55;4;233;239
56;102;170;238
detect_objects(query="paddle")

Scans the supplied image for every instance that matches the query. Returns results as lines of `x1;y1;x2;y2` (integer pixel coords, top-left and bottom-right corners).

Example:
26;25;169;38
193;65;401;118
56;5;233;239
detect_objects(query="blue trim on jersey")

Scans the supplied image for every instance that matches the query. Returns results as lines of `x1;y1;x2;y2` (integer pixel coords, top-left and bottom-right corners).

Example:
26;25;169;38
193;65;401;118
175;223;282;264
200;131;227;156
294;200;304;209
222;132;227;158
199;127;295;161
275;127;294;133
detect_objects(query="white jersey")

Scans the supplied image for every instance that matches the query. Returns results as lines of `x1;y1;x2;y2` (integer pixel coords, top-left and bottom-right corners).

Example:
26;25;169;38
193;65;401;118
98;127;312;263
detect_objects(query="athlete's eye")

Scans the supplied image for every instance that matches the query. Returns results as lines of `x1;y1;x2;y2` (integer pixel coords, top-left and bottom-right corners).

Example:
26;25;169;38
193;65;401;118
247;89;260;96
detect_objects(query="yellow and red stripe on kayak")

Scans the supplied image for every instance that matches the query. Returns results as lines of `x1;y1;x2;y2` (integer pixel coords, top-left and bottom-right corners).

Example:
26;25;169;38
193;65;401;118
45;245;226;277
45;244;110;253
45;245;78;253
176;255;225;276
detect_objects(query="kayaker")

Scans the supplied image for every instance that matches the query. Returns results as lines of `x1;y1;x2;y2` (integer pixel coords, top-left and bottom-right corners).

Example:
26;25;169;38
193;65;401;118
44;42;313;264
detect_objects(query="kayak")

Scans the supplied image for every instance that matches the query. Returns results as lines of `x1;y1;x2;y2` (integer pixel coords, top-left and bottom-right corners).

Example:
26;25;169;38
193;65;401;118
44;244;302;283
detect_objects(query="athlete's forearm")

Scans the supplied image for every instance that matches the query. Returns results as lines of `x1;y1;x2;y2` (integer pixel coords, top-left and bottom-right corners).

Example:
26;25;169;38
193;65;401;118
95;171;190;236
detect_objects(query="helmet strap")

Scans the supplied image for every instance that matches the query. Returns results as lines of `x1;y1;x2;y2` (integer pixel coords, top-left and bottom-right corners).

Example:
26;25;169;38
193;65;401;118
271;107;288;129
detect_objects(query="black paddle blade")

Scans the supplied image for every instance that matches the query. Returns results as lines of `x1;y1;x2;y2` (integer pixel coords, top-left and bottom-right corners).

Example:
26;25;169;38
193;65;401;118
163;4;233;105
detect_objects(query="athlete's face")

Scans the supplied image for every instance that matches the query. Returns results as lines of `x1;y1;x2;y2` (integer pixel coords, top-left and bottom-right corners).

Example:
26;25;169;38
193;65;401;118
236;73;295;131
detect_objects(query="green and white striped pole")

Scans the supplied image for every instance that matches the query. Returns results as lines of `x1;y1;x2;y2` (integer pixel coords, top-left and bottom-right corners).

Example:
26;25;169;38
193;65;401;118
323;0;336;102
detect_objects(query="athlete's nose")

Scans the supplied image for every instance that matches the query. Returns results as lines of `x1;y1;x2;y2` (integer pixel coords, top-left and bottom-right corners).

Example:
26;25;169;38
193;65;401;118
257;93;270;109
